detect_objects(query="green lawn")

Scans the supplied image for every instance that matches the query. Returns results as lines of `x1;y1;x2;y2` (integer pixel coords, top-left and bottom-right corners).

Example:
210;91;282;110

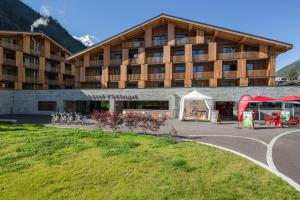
0;123;299;199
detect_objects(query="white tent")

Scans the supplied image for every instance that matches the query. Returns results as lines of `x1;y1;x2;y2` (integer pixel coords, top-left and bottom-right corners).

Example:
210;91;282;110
179;90;214;121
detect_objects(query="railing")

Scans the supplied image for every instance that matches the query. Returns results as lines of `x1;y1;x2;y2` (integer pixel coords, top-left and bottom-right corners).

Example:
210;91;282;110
129;58;139;65
247;70;268;77
152;39;167;47
148;73;165;80
50;54;62;61
89;60;103;67
172;55;185;63
25;76;38;83
45;79;59;85
127;74;140;81
30;48;44;56
0;40;22;51
110;59;122;65
45;66;60;73
242;51;259;59
75;61;83;67
109;74;120;81
223;71;237;78
123;41;144;49
176;37;196;46
64;68;73;75
193;71;214;79
217;52;241;60
1;74;17;81
3;58;16;66
192;54;208;62
64;79;75;86
204;36;214;43
24;62;39;70
85;75;102;82
147;57;163;64
173;72;185;79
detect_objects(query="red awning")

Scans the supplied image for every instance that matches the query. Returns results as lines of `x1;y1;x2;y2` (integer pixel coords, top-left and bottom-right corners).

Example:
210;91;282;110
277;96;300;101
249;96;277;102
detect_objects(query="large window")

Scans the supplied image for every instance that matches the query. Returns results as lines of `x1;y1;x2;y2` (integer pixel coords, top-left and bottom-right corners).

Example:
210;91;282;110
223;64;237;71
193;65;205;72
176;34;188;39
153;35;166;41
124;101;169;110
153;52;163;57
247;63;254;71
152;66;165;73
38;101;57;111
192;49;206;55
175;50;184;56
223;47;237;53
175;65;185;73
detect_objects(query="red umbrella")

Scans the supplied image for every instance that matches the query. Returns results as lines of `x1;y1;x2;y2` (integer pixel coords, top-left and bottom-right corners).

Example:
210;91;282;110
277;96;300;101
249;96;278;102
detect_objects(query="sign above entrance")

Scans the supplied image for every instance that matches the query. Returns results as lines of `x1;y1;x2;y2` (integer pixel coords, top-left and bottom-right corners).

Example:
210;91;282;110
88;94;139;100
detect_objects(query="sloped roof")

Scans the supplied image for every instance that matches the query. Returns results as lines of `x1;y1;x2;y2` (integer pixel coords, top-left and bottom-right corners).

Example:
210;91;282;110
182;90;213;100
67;13;293;60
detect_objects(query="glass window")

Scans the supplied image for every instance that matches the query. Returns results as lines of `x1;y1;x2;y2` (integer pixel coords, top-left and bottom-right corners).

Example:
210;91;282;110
192;49;206;55
223;47;237;53
176;34;188;39
193;65;205;72
175;66;185;72
153;35;166;41
223;64;237;71
95;54;103;60
38;101;57;111
114;53;122;59
175;50;184;56
247;63;254;70
175;81;184;87
153;52;163;57
152;66;165;73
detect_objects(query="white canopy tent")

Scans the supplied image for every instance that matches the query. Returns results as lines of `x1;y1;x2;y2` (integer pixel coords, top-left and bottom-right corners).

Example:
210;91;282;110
179;90;214;121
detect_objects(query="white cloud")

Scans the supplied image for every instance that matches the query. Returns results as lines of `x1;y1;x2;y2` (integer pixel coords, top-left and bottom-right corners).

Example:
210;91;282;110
30;5;50;32
40;5;50;16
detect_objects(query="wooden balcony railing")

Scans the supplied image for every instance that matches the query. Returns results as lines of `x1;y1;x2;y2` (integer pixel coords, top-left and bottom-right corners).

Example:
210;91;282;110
45;66;60;73
64;79;75;86
75;61;83;67
223;71;238;78
152;39;167;47
148;73;165;80
129;58;139;65
127;74;140;81
123;41;144;49
176;37;196;45
1;74;17;81
172;55;185;63
24;62;39;70
85;75;102;82
0;40;22;51
89;60;103;67
147;57;163;64
217;52;241;60
173;72;185;79
45;79;59;85
64;68;73;75
193;71;214;79
110;59;122;66
3;58;16;66
109;74;120;81
204;36;214;43
247;70;268;78
30;48;44;56
192;54;208;62
50;54;62;61
242;51;260;59
25;76;38;83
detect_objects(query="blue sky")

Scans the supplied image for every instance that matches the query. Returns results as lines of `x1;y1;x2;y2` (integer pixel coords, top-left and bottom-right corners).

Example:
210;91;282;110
24;0;300;70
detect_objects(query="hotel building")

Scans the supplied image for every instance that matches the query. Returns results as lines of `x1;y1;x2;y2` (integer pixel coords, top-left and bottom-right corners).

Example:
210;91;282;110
0;31;75;90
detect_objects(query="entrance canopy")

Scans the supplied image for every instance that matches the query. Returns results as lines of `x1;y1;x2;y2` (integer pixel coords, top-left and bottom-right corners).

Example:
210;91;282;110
179;90;213;121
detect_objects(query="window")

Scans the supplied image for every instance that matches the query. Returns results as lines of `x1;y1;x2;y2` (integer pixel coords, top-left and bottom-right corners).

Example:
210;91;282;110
192;49;206;55
114;53;122;59
153;52;163;57
124;101;169;110
129;51;138;59
152;66;165;73
247;63;254;71
95;54;103;60
174;81;184;87
193;65;205;72
38;101;57;111
175;66;185;73
175;50;184;56
223;47;237;53
223;64;237;71
176;34;188;39
153;35;166;41
244;45;258;52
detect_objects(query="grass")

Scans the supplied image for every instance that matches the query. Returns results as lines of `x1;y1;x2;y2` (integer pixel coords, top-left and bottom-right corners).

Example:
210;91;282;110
0;123;299;199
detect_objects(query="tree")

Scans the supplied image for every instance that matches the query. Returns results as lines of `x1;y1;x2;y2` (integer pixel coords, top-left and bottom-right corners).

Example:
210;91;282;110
285;68;299;81
123;112;139;132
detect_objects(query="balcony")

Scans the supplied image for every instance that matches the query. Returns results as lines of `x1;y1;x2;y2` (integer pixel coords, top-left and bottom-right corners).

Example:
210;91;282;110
192;54;208;62
193;71;214;79
108;74;120;81
204;36;214;43
148;73;165;80
172;55;185;63
25;76;38;83
89;60;103;67
176;37;196;46
75;61;83;67
50;54;62;61
173;72;185;79
127;74;140;81
64;68;73;75
45;79;59;85
247;70;268;78
223;71;237;79
1;74;17;81
152;39;167;47
85;75;102;82
123;41;144;49
147;57;163;64
30;48;44;56
217;52;241;60
110;59;122;66
3;58;16;66
45;66;60;73
64;79;74;86
24;62;39;70
0;40;22;51
129;58;139;65
242;51;260;59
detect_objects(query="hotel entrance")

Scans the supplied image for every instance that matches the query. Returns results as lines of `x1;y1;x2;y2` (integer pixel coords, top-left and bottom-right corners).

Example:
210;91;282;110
64;101;109;114
215;101;235;119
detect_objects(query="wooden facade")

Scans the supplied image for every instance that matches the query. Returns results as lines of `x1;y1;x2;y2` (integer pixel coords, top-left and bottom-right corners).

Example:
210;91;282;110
68;14;292;89
0;31;74;90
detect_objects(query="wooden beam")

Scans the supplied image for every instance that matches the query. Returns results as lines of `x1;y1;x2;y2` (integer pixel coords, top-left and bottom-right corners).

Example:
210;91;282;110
188;24;193;32
212;30;219;41
239;37;247;44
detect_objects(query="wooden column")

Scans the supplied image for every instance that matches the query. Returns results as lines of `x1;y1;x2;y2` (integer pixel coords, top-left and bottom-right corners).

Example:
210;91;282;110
119;64;127;88
139;64;148;88
209;79;217;87
237;59;246;78
167;22;175;46
268;56;276;86
138;47;145;64
185;62;192;87
16;51;24;89
71;63;75;76
23;35;31;54
208;42;217;61
163;45;171;63
103;46;110;66
38;57;45;84
259;44;268;59
44;39;51;59
60;62;65;74
184;44;192;63
164;62;172;88
195;29;204;44
79;67;85;82
101;66;108;88
144;26;152;48
214;60;222;79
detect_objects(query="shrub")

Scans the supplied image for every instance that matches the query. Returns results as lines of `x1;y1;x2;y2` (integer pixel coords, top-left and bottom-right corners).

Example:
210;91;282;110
91;111;110;129
107;112;123;132
123;112;139;132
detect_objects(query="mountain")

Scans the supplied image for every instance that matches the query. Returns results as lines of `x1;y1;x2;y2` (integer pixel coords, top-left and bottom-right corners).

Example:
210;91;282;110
277;59;300;77
0;0;86;53
73;35;99;47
